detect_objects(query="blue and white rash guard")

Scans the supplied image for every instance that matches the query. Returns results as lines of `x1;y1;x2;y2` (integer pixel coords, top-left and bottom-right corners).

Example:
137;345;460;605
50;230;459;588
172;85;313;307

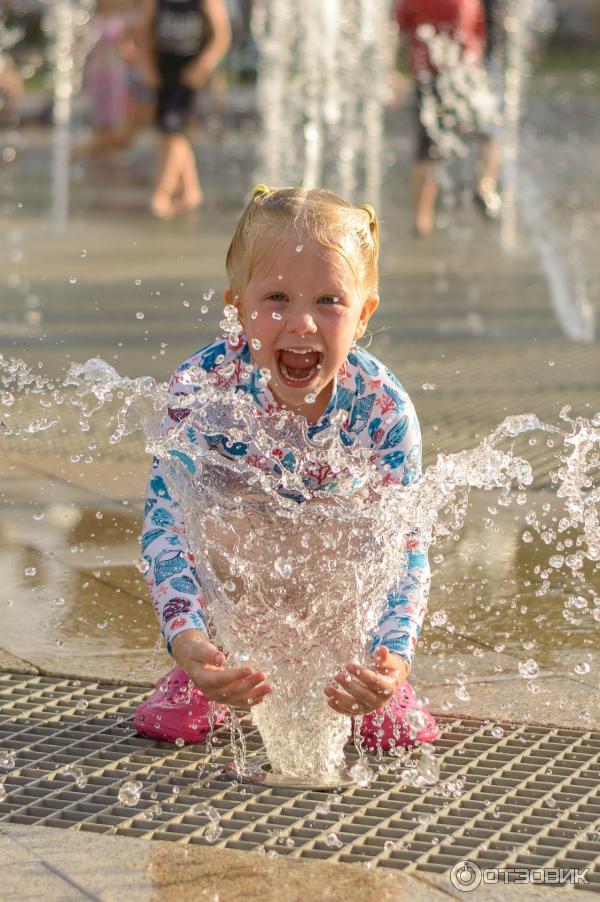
142;334;431;667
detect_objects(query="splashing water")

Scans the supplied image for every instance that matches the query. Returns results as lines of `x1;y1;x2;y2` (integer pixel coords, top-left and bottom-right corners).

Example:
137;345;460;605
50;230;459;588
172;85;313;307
2;346;599;784
67;361;600;777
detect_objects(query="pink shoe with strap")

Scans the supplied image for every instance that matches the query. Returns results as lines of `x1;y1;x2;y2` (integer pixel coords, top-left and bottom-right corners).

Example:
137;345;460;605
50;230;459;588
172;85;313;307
134;665;225;743
357;682;439;750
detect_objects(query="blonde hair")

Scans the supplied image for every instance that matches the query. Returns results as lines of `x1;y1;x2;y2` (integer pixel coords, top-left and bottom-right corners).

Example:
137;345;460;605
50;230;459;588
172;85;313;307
225;184;380;300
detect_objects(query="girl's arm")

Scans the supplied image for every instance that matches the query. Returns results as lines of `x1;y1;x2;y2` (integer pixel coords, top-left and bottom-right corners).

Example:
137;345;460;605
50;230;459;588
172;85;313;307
142;456;209;654
369;395;431;670
182;0;232;88
141;366;209;655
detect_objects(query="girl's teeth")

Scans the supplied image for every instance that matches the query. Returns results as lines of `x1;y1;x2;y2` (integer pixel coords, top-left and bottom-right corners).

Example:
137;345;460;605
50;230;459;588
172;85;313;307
280;360;318;383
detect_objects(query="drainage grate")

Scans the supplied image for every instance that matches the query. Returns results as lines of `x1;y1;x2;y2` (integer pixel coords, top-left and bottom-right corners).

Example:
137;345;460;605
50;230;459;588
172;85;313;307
1;673;599;890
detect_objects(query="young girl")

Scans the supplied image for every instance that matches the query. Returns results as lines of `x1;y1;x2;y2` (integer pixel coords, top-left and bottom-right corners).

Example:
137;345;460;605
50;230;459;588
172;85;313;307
139;0;231;219
135;186;438;750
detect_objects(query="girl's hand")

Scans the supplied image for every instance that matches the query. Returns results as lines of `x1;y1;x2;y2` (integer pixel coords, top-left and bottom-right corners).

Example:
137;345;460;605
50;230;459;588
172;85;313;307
171;630;272;710
324;647;410;716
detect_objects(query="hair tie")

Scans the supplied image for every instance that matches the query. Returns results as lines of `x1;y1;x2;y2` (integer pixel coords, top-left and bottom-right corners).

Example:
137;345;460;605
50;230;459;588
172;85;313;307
252;183;273;200
360;203;377;225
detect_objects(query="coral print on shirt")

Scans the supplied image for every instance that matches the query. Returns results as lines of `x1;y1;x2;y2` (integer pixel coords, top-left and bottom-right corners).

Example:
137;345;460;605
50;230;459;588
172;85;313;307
141;336;431;665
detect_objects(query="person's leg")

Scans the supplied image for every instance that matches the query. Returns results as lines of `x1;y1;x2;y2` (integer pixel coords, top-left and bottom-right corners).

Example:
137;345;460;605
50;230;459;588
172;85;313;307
475;134;502;218
411;83;439;237
151;133;188;218
177;137;204;212
412;158;439;237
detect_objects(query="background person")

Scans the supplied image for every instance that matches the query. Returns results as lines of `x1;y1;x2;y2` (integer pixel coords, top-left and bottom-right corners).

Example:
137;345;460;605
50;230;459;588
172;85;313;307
396;0;501;236
139;0;231;220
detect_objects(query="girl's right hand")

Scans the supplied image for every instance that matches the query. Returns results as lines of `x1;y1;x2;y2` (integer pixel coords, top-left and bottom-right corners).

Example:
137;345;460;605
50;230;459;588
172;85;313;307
171;630;272;710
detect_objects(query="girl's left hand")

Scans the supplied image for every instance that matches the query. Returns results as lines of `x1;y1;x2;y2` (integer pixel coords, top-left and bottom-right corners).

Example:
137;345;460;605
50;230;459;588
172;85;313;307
324;647;410;716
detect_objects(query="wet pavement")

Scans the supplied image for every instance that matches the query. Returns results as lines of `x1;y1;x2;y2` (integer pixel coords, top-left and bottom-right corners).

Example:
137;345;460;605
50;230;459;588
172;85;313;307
0;70;599;899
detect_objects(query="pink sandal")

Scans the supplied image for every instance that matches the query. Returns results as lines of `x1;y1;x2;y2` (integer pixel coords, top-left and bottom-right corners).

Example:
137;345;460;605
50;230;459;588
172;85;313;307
358;682;439;750
136;668;438;750
134;665;225;743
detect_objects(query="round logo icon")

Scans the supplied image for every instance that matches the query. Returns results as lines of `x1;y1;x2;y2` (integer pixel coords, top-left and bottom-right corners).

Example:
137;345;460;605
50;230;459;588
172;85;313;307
450;860;482;892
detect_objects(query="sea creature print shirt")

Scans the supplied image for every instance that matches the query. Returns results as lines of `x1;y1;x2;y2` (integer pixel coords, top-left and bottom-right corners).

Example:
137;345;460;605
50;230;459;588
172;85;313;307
142;335;431;667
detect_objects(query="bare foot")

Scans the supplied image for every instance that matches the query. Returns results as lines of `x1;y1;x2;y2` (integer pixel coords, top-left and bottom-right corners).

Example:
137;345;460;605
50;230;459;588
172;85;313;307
176;187;204;215
150;192;176;220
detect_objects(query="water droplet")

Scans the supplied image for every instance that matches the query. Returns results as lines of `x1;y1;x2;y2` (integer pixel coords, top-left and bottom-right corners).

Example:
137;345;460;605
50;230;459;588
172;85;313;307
96;621;108;630
175;737;185;748
491;725;504;738
135;558;151;575
136;312;145;320
135;279;142;286
251;338;262;351
272;312;282;320
518;658;539;679
315;802;331;816
68;276;77;285
204;822;223;843
80;249;87;258
24;567;37;577
296;245;303;252
76;698;88;711
574;662;590;675
274;557;292;579
118;780;144;806
304;392;317;404
325;832;343;849
251;311;258;319
182;300;190;308
349;761;374;787
0;750;16;769
61;764;87;788
0;784;6;802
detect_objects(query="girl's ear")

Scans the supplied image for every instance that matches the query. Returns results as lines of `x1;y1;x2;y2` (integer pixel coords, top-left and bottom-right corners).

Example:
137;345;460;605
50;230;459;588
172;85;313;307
354;294;379;340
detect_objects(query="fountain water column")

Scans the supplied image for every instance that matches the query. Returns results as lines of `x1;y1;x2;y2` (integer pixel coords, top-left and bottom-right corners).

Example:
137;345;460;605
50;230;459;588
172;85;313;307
253;1;393;204
49;0;76;233
362;0;395;211
500;0;533;251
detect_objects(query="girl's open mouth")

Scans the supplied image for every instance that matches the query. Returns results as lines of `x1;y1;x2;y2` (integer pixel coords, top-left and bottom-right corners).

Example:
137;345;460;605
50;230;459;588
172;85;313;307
276;348;322;388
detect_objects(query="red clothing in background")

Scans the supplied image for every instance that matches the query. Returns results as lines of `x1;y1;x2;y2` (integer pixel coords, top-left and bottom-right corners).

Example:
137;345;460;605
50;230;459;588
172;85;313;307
396;0;486;73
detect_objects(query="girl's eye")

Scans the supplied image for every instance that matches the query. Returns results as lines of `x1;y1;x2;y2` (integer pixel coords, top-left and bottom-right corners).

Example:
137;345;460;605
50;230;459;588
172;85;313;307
319;295;341;305
267;293;287;302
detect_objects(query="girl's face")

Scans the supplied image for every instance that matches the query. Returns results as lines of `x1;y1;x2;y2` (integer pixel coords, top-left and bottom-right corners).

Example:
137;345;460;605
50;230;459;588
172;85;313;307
227;239;378;422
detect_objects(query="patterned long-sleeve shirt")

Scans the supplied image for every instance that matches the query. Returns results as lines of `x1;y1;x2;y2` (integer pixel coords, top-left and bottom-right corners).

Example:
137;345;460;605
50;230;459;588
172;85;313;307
142;335;431;667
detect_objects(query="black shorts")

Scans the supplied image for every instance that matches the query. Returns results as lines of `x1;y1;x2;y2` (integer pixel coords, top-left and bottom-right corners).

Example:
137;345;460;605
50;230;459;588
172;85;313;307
156;54;197;134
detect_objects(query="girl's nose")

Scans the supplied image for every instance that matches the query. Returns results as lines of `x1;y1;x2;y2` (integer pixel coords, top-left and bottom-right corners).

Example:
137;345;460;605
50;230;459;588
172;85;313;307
287;311;317;335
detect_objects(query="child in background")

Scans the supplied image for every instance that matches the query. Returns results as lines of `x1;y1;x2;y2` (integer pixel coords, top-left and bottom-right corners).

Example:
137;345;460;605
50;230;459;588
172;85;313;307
396;0;501;236
74;1;155;162
82;0;130;160
139;0;231;220
135;186;438;750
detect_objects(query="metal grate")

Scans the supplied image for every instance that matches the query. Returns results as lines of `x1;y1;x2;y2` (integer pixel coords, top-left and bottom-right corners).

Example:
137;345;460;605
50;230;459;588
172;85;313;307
1;673;599;890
